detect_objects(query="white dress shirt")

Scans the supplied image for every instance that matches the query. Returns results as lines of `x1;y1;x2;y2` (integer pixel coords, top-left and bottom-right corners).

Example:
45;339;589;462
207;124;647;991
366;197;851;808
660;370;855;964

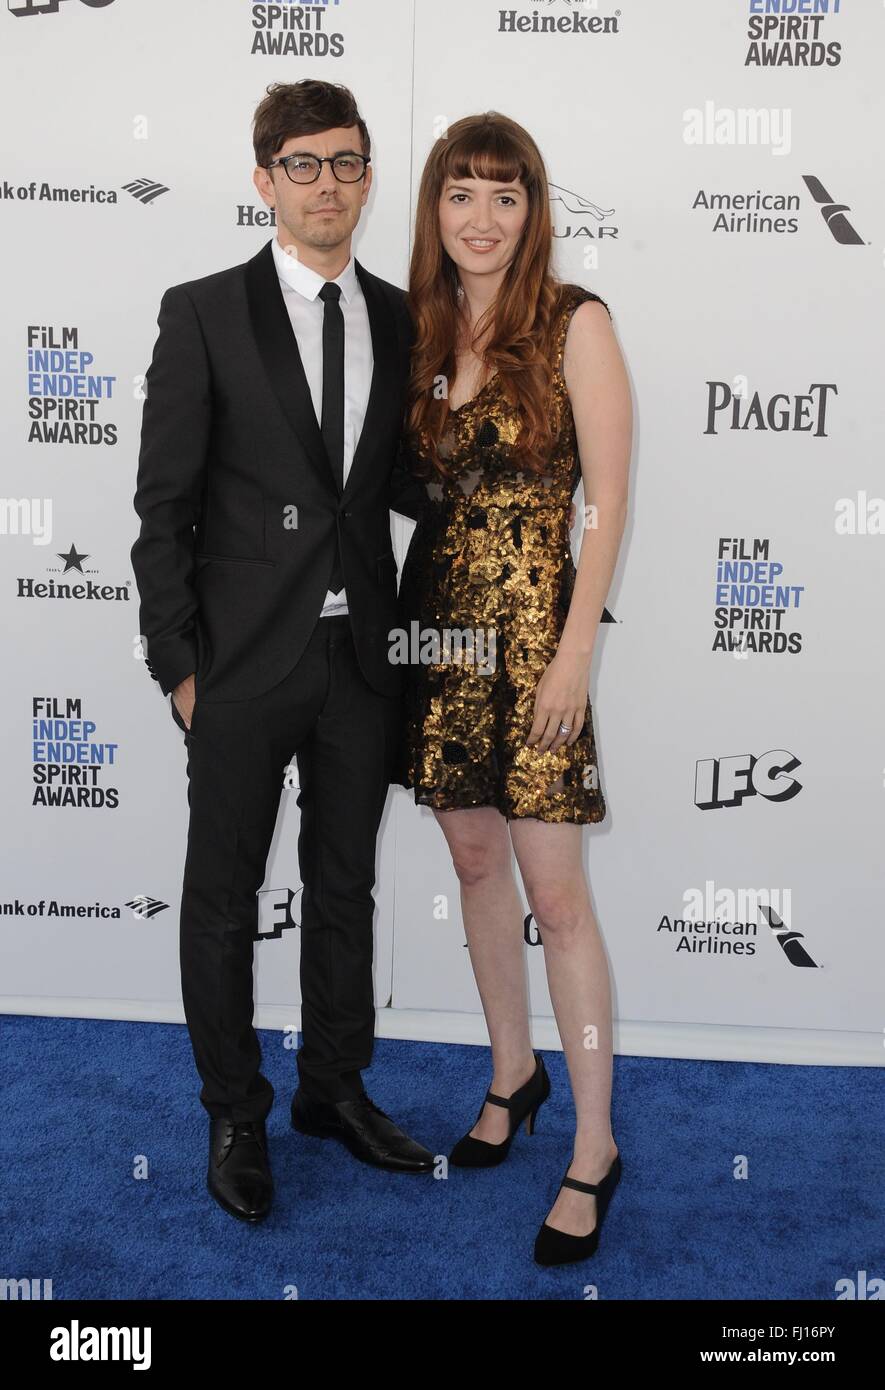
270;233;374;616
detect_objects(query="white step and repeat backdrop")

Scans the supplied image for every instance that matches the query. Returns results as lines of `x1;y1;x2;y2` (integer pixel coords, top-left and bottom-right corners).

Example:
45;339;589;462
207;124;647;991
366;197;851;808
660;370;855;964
2;0;883;1067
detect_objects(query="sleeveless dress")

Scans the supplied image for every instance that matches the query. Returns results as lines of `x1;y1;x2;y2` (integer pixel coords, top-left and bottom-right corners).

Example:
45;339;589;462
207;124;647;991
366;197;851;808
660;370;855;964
393;282;609;824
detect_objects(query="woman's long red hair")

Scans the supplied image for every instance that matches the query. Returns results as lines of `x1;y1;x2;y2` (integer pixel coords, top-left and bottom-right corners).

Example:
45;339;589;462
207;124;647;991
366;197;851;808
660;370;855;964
405;111;570;478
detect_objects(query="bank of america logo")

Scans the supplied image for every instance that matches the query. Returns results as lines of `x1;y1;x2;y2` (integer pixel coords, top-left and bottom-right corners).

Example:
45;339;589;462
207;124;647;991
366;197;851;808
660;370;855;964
802;176;864;245
122;178;170;206
125;895;169;920
760;905;818;968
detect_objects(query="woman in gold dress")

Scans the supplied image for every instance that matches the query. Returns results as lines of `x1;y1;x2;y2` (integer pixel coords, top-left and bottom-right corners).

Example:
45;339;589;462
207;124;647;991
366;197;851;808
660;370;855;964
394;113;632;1264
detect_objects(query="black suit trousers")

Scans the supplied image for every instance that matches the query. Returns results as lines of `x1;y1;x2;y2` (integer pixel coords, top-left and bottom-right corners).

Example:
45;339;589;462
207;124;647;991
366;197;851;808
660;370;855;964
170;613;401;1121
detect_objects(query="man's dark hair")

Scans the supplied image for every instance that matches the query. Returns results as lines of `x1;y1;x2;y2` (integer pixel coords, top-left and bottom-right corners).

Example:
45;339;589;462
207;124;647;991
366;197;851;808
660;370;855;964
253;79;371;169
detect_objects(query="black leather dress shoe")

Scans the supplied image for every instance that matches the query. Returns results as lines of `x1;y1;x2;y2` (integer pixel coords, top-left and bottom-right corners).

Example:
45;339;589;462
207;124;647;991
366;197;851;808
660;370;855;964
207;1117;273;1222
290;1090;434;1173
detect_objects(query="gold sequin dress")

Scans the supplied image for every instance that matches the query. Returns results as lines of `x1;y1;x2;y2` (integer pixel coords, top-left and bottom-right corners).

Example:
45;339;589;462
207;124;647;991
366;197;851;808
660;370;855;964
394;283;609;824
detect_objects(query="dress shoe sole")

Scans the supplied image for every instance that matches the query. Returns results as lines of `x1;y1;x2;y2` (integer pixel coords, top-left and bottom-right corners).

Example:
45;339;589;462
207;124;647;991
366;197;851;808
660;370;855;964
290;1110;432;1173
207;1175;272;1223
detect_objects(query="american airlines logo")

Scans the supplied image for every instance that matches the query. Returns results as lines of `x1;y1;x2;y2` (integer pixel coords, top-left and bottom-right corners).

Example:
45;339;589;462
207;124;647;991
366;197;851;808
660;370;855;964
802;175;864;245
760;905;819;968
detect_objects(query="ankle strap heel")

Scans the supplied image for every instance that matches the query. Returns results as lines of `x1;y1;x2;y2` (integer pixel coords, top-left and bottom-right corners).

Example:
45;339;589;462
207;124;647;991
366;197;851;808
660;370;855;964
534;1150;622;1266
449;1052;551;1167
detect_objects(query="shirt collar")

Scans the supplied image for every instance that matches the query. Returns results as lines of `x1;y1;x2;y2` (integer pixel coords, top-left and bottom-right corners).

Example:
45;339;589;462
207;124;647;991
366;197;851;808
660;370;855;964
270;233;358;304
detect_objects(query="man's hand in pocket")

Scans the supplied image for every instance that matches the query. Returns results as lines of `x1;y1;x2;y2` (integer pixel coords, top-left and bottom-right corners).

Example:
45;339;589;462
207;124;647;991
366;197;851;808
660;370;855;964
172;673;196;730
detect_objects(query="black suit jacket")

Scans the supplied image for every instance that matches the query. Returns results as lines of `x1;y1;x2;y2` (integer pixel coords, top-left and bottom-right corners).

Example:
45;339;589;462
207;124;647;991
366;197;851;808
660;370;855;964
131;238;425;703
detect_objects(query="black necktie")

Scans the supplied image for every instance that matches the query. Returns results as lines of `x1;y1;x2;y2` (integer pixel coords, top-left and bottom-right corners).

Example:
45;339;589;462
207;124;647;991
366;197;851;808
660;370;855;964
319;281;345;594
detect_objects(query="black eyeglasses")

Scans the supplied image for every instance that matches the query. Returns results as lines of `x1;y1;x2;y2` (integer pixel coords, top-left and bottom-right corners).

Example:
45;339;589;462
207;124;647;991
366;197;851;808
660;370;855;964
266;152;371;184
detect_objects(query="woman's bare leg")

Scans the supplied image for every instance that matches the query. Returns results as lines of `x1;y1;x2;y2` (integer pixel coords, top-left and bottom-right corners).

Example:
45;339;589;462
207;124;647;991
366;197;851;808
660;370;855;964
510;817;617;1236
433;805;536;1142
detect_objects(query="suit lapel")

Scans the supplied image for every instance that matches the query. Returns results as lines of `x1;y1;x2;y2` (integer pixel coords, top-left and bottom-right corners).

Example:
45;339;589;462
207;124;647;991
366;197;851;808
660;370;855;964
245;239;332;494
244;240;396;500
344;259;396;502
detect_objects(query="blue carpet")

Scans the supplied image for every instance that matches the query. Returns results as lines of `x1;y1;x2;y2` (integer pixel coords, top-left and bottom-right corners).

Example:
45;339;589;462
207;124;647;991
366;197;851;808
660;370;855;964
1;1015;882;1300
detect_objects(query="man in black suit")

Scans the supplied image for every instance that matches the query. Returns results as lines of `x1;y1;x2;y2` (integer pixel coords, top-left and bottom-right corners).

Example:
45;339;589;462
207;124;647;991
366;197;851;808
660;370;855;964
131;79;430;1222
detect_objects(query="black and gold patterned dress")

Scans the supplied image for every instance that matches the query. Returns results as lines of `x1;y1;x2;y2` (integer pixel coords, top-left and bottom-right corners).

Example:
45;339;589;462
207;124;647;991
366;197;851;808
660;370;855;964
393;283;609;824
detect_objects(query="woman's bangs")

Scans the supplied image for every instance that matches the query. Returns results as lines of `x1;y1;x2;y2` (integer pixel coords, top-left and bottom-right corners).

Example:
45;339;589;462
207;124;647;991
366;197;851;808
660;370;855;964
442;132;527;190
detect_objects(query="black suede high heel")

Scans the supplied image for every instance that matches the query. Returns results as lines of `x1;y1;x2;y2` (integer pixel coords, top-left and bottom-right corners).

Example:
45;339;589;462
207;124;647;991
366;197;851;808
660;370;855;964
449;1052;550;1167
533;1149;621;1265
